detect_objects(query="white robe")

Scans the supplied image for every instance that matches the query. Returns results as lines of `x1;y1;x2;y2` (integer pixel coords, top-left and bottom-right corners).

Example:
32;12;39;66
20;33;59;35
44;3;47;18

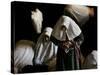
34;27;58;65
52;15;82;41
14;40;35;73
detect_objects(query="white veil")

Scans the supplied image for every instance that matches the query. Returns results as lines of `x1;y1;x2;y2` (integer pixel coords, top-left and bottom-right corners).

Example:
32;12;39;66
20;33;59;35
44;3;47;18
52;15;82;41
34;27;58;65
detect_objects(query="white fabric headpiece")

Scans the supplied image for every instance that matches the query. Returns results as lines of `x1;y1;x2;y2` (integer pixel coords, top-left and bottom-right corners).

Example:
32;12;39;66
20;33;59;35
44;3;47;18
52;15;81;41
44;27;53;38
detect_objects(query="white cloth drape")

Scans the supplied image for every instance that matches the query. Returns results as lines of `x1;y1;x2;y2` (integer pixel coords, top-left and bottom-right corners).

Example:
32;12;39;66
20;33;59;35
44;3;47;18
14;40;35;73
31;8;43;33
83;50;97;69
64;5;89;26
34;27;58;65
52;15;81;41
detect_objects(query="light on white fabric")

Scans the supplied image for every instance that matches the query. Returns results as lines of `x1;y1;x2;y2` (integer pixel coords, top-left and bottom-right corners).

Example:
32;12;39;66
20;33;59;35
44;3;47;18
64;5;89;26
52;15;81;41
14;40;35;73
34;27;58;66
31;8;43;33
83;50;97;69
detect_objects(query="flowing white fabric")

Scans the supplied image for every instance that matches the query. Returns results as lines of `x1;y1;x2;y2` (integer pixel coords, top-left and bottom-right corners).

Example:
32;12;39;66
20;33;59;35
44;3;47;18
52;15;81;41
31;8;43;33
14;40;35;73
34;27;58;65
64;5;89;26
83;50;97;69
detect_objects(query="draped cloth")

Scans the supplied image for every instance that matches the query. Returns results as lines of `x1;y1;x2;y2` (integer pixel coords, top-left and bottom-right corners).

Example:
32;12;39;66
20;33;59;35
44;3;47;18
82;50;97;69
31;8;43;33
51;15;82;70
14;40;35;73
52;15;81;41
64;5;90;26
34;27;58;67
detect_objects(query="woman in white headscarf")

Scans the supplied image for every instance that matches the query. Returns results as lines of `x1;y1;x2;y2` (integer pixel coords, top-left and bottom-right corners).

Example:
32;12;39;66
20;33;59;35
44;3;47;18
33;27;58;71
63;5;95;69
13;40;35;73
51;15;84;70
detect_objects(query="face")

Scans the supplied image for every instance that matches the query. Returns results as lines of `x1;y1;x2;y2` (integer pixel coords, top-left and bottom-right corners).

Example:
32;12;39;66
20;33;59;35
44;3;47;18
44;35;49;41
60;25;67;41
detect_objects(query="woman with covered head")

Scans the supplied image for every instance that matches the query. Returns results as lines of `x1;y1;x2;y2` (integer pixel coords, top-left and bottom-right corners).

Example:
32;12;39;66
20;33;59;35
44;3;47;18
33;27;58;71
51;15;84;70
63;5;95;68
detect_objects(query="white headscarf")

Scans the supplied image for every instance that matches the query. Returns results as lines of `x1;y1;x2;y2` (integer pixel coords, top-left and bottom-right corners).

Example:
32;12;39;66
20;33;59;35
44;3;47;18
34;27;58;65
31;8;43;33
52;15;81;41
14;40;35;73
64;5;89;26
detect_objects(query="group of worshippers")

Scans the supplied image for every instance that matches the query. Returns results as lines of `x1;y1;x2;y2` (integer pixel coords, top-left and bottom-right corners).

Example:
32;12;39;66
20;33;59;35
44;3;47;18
13;5;97;73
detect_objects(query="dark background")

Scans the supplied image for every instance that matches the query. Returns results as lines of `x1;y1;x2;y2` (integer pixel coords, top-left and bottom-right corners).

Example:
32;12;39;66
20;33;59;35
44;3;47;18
11;1;97;57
